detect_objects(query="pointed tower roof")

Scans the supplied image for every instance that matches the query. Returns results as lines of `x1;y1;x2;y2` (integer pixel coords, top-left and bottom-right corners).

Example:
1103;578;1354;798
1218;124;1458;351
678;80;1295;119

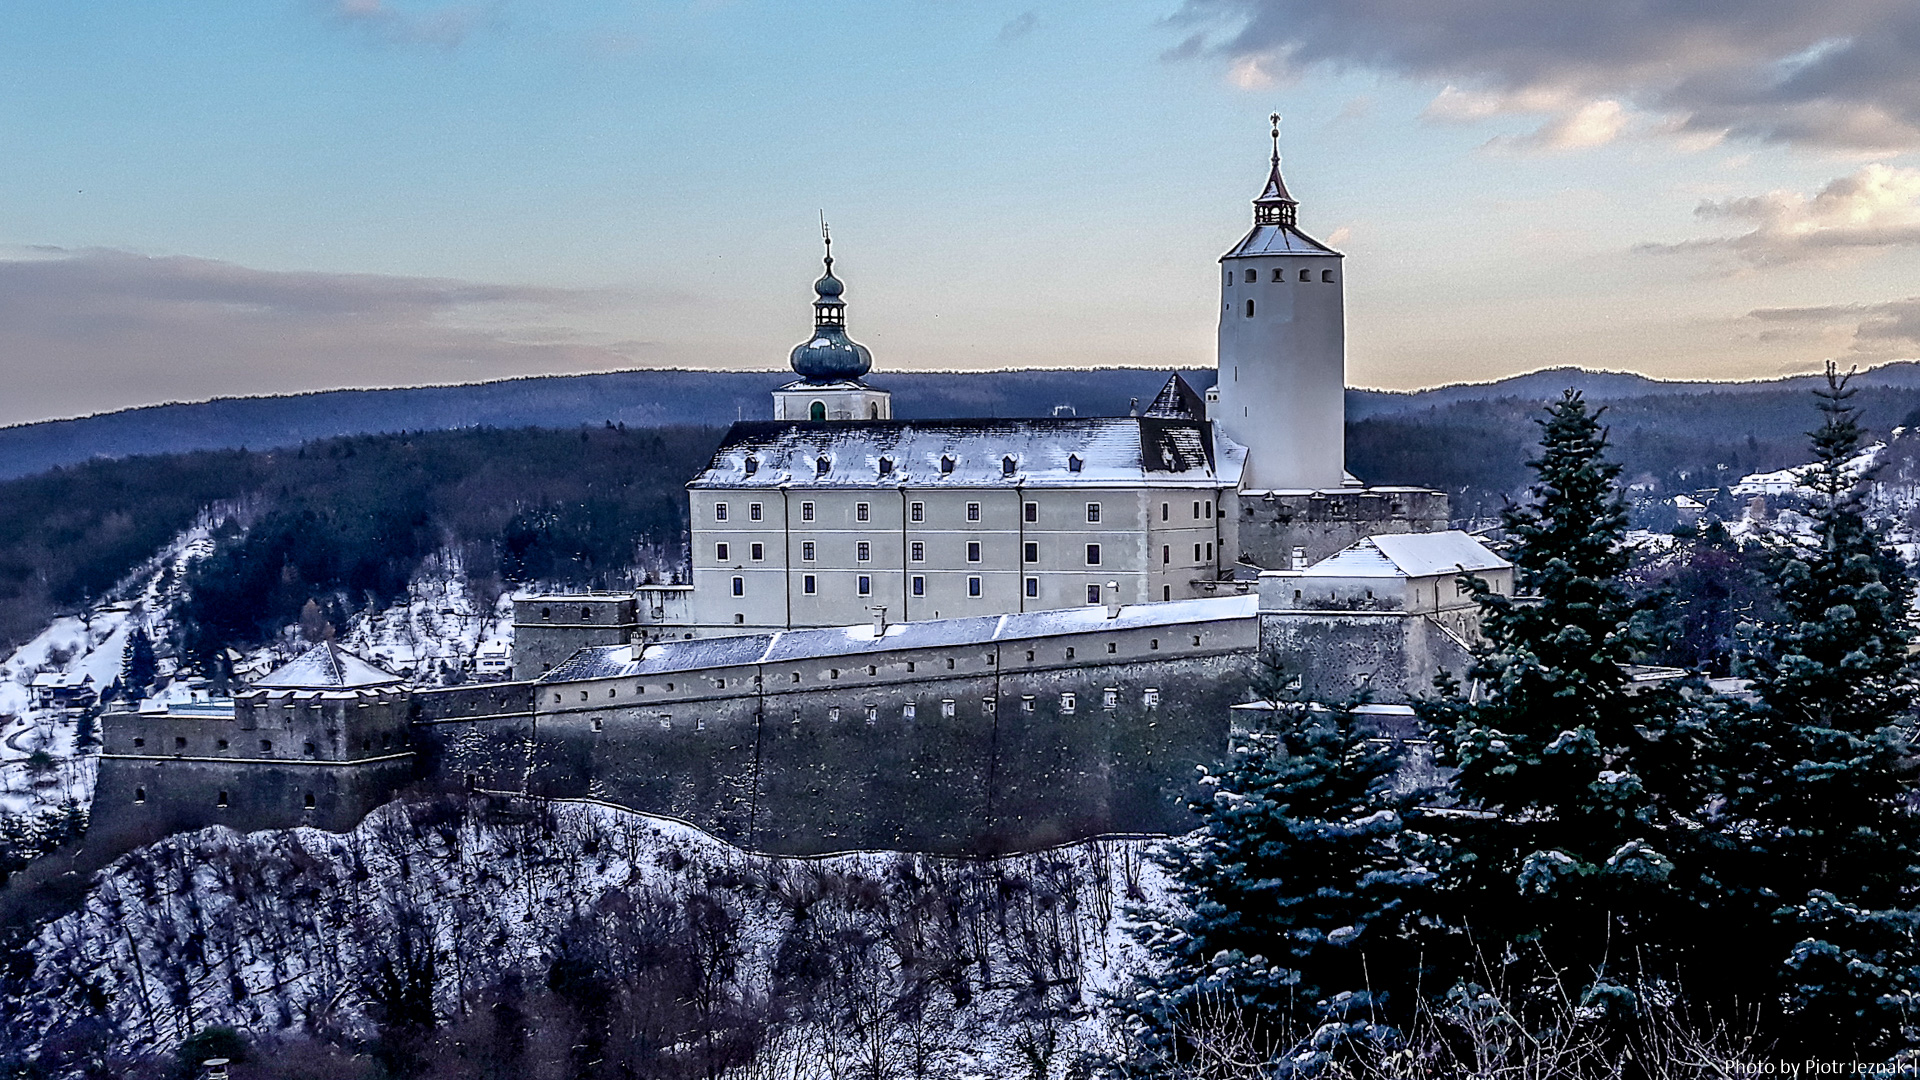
1222;113;1340;260
1143;373;1206;420
254;642;403;689
788;218;874;383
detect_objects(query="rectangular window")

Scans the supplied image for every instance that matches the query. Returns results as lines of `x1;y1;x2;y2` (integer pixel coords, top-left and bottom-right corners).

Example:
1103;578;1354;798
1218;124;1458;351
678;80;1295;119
941;699;956;718
1086;502;1101;523
857;541;871;562
1025;577;1038;598
1086;544;1101;565
910;501;924;522
732;576;744;596
911;541;925;561
1104;688;1120;710
1162;545;1171;565
903;703;916;721
1195;543;1203;562
750;542;764;561
714;502;729;521
1061;692;1077;714
912;575;926;596
1086;584;1101;604
983;697;996;715
1021;696;1036;712
969;576;983;597
1161;502;1169;521
1024;502;1038;523
856;502;871;522
716;542;730;562
749;502;763;521
801;501;816;522
1145;687;1161;709
967;541;982;562
1206;542;1214;561
1024;541;1038;563
802;540;816;561
1193;501;1201;519
966;502;981;522
803;574;817;594
858;575;871;596
1206;500;1214;518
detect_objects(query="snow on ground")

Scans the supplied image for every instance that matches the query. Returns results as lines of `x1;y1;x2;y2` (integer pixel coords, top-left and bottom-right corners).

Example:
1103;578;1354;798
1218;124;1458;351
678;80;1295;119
15;797;1182;1078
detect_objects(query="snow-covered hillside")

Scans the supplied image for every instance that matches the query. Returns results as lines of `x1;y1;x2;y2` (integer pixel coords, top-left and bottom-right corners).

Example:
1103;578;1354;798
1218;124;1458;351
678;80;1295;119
10;797;1172;1078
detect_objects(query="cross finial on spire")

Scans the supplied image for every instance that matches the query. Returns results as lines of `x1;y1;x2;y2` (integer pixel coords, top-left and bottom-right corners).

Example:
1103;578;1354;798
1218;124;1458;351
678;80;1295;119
1252;114;1297;226
819;211;833;274
1269;112;1281;166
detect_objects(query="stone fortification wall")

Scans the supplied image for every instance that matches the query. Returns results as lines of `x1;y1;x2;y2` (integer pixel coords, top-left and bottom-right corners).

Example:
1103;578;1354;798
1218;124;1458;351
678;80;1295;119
413;612;1259;855
1235;488;1450;570
512;596;638;681
1260;610;1473;703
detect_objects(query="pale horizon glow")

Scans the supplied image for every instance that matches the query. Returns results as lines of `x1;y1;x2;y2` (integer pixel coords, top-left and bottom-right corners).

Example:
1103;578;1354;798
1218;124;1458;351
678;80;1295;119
2;1;1918;426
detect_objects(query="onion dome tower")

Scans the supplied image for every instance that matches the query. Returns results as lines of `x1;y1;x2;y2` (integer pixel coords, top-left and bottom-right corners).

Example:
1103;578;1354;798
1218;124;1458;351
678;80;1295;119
773;220;892;422
1212;113;1347;491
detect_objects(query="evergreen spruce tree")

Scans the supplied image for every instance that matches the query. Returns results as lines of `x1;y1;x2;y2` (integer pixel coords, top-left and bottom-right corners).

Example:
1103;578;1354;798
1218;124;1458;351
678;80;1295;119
1707;364;1920;1054
1427;390;1696;1005
120;626;157;698
1120;663;1441;1074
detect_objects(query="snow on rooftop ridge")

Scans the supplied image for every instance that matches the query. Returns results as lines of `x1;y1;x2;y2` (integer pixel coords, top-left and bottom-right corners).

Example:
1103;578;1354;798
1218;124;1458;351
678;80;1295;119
1301;530;1508;580
253;643;404;689
1732;442;1884;498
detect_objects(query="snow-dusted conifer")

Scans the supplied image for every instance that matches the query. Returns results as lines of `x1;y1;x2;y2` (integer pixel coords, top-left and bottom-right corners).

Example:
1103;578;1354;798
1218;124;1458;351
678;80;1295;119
1120;661;1440;1073
1708;364;1920;1054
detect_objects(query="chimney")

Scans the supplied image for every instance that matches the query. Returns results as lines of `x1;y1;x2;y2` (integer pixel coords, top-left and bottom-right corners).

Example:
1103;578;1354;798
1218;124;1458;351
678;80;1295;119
869;606;888;637
1104;582;1122;619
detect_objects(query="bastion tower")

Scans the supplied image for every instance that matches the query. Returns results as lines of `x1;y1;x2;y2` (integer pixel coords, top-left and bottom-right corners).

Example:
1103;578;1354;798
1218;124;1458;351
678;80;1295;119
1212;114;1346;492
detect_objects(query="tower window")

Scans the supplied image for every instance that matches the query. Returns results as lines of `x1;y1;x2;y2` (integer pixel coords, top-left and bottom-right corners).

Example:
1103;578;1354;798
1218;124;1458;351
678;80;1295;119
857;541;871;562
803;574;817;594
1245;299;1255;318
858;575;872;596
1162;545;1170;564
1025;501;1038;522
802;501;816;522
910;501;924;522
868;402;880;419
217;791;229;808
1271;268;1283;282
912;575;926;596
967;541;981;562
134;787;145;803
1026;577;1038;597
1195;543;1203;562
966;502;981;521
1243;268;1256;283
714;503;729;521
856;502;870;522
940;455;955;474
1024;542;1038;563
911;541;925;561
810;401;826;421
1161;502;1169;521
1300;268;1311;282
1323;269;1335;282
304;792;316;809
732;576;744;596
716;542;730;561
802;541;815;561
1086;544;1101;565
968;576;982;597
1086;502;1101;523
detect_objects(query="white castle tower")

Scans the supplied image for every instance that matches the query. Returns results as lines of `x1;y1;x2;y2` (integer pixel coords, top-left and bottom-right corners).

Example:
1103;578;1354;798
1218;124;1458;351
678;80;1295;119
1212;115;1346;491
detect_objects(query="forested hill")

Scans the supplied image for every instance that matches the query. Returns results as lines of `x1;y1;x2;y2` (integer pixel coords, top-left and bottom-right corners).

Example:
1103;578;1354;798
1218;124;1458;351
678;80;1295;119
12;361;1920;481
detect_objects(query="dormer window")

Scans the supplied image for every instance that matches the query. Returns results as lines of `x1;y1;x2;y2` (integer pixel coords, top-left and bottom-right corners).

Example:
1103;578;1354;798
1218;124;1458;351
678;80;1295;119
1002;456;1017;477
743;456;758;476
877;457;893;476
815;455;830;476
1067;454;1083;473
940;455;955;474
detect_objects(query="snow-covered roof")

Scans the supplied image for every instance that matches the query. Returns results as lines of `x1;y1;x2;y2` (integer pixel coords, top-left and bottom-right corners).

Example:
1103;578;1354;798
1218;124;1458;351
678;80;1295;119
30;672;93;689
253;643;404;689
690;418;1243;491
1301;531;1508;580
541;594;1259;683
1221;223;1341;259
1733;443;1884;498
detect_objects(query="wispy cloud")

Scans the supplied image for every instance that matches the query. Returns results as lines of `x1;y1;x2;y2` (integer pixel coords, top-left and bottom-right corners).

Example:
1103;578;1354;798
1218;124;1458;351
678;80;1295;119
1642;164;1920;267
1748;297;1920;358
320;0;497;48
998;11;1038;44
1165;0;1920;152
0;248;654;426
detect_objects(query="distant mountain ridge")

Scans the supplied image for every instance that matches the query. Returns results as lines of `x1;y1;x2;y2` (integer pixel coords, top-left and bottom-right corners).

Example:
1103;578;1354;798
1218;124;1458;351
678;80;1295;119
7;362;1920;481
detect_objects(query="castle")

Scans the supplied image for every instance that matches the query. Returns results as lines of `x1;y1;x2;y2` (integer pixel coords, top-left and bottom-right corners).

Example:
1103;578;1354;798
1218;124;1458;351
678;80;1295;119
90;123;1506;861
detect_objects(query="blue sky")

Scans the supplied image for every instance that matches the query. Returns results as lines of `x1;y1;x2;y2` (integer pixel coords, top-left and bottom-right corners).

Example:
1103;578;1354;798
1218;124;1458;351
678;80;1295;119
3;0;1920;425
